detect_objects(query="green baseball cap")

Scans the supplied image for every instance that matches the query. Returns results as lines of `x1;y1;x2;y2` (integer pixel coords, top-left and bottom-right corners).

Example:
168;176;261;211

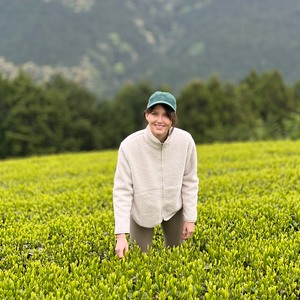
147;91;176;112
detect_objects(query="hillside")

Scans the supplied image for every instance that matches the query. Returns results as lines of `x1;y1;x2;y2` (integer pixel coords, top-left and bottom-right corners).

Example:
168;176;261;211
2;140;300;297
1;0;300;96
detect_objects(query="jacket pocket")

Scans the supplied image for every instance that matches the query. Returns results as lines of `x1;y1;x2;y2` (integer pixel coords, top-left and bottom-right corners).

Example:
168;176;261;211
131;189;162;228
163;186;183;219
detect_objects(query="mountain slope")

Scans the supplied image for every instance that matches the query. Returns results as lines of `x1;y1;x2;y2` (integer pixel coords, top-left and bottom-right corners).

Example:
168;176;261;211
1;0;300;96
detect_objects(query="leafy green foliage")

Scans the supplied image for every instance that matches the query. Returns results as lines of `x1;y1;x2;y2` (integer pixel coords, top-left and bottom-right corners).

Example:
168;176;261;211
0;72;67;158
1;140;300;298
1;68;300;159
0;73;96;158
177;76;250;143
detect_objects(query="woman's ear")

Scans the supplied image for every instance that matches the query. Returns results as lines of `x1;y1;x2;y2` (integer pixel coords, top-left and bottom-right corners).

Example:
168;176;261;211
145;112;149;122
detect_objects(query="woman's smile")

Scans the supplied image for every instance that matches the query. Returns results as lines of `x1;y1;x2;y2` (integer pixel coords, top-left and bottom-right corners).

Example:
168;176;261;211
145;104;172;142
155;124;164;129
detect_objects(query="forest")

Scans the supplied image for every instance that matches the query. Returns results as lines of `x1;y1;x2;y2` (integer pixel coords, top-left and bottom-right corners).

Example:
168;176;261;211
1;0;300;96
1;69;300;159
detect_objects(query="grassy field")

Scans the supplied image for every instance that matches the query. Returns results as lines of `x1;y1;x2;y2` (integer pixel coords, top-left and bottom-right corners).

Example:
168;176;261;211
1;140;300;299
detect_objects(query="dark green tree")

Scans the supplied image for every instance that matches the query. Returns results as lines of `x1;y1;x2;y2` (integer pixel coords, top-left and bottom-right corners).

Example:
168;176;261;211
93;98;115;150
0;74;13;158
177;75;248;143
0;72;66;157
239;70;295;140
94;80;154;149
282;79;300;140
293;79;300;110
176;78;212;143
45;74;97;151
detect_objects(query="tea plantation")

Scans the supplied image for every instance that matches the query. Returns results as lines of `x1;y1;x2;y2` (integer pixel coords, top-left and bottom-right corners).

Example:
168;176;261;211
1;140;300;299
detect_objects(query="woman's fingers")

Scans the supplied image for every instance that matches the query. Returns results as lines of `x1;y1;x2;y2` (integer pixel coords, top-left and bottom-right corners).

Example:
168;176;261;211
115;238;129;258
181;222;195;240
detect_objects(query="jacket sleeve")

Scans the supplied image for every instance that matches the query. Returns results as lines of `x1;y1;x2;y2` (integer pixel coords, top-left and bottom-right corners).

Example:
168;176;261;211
182;138;199;223
113;145;133;234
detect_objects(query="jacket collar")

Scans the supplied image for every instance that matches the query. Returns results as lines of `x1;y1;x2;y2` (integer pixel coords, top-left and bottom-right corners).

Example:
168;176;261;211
144;125;173;149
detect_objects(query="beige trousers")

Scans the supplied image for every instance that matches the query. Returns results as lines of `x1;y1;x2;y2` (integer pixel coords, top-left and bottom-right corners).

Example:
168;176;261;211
130;208;184;253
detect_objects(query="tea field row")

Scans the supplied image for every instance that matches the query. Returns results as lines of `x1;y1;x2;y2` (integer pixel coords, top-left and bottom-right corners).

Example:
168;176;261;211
1;140;300;299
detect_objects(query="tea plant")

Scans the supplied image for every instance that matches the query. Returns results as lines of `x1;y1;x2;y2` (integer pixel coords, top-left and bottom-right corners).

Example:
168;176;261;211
1;140;300;299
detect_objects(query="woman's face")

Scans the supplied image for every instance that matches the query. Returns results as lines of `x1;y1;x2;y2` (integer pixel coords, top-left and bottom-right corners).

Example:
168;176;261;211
145;104;172;143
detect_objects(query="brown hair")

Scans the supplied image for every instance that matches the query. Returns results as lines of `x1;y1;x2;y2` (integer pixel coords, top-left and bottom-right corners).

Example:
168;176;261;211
144;103;178;135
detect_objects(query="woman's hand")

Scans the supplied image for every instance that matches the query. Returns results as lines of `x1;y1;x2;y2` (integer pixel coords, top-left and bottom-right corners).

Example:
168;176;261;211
115;233;129;258
181;222;195;240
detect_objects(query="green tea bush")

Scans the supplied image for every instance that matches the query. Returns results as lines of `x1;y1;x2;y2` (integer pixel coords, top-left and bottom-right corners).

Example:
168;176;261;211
1;140;300;299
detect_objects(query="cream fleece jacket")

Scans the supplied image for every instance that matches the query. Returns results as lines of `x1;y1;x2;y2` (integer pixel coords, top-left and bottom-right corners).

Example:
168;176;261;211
113;125;199;234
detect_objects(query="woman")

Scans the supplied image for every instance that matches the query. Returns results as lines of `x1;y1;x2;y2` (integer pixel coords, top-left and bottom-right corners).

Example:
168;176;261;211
113;91;199;258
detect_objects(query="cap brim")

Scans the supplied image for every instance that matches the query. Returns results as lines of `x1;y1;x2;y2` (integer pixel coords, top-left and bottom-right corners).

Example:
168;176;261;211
147;101;176;111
